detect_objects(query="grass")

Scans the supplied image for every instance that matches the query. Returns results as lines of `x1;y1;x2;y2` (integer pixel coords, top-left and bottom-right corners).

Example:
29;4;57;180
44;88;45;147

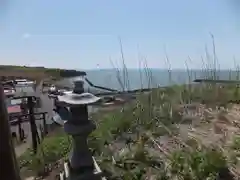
88;83;240;179
18;130;71;177
18;83;240;179
87;37;240;179
232;136;240;151
17;37;240;179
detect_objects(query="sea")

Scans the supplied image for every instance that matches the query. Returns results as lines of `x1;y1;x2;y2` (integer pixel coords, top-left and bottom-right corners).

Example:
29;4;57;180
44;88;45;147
60;69;240;92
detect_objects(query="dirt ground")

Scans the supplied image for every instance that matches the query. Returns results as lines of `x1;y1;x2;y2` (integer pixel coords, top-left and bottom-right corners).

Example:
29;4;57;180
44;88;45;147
158;103;240;177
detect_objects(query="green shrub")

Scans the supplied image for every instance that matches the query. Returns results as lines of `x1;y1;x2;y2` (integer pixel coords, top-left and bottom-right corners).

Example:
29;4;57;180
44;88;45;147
170;147;228;180
18;133;71;173
231;136;240;151
230;136;240;165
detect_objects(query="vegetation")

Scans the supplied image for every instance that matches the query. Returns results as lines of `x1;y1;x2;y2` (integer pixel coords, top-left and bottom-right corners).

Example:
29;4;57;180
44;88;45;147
18;83;240;179
0;65;86;83
88;37;240;179
18;130;71;177
88;83;240;179
17;37;240;179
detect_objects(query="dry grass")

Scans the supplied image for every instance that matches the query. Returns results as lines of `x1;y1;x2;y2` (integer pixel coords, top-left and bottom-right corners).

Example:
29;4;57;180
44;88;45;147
89;85;240;179
89;36;240;179
16;36;240;179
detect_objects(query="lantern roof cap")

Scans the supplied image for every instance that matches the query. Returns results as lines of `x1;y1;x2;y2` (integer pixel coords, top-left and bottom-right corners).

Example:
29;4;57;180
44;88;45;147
57;92;100;106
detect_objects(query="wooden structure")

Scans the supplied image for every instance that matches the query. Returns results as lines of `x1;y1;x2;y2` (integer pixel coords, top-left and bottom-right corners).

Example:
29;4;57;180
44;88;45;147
10;93;43;153
0;83;22;180
193;79;240;84
9;111;48;143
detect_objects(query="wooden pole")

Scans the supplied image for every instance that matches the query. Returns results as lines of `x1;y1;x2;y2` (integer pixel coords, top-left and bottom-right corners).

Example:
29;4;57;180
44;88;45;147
43;113;48;135
17;117;22;142
27;97;38;153
0;83;21;180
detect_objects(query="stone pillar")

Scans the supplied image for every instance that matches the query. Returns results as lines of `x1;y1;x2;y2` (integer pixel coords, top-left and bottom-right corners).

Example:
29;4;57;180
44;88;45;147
56;80;101;180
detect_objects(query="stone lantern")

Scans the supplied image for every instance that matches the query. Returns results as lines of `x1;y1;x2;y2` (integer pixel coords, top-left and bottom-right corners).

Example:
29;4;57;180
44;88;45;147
55;80;102;180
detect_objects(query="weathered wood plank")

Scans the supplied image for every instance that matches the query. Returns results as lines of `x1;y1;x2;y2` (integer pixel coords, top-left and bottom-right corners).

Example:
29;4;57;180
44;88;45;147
0;83;21;180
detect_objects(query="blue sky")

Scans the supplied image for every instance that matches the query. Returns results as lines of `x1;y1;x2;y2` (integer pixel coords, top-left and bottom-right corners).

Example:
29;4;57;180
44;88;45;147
0;0;239;69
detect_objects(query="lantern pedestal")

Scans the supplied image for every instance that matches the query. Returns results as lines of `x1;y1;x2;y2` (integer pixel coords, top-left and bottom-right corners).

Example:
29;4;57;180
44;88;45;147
64;121;96;171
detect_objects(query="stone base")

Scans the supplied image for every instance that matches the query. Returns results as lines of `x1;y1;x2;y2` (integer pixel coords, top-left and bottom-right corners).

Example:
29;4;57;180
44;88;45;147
67;171;102;180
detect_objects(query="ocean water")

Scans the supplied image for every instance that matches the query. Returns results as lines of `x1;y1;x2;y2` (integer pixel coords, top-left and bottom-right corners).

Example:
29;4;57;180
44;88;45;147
63;69;239;92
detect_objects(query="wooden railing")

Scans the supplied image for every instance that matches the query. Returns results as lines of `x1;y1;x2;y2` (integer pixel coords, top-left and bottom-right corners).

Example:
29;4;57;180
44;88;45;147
9;112;48;143
0;83;22;180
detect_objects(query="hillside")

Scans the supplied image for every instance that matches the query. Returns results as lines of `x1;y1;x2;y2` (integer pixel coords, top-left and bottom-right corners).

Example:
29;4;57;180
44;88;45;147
0;65;86;82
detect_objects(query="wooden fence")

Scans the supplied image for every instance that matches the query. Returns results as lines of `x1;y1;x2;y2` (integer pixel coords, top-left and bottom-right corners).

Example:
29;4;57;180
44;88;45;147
9;112;48;144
